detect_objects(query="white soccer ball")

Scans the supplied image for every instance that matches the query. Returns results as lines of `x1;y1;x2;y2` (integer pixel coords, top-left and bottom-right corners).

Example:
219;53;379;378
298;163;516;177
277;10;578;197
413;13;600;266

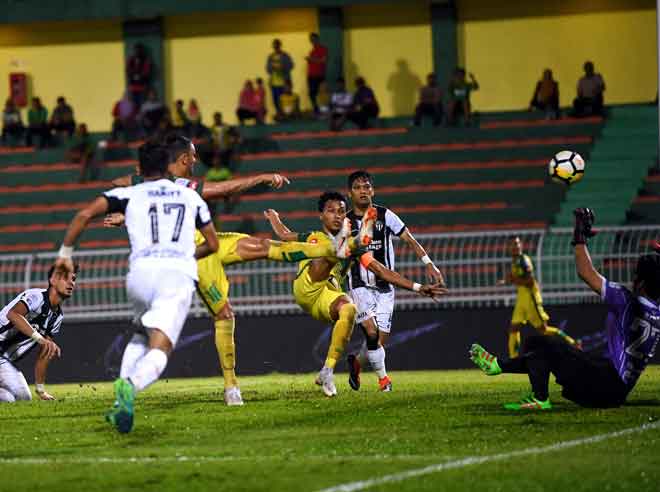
548;150;585;185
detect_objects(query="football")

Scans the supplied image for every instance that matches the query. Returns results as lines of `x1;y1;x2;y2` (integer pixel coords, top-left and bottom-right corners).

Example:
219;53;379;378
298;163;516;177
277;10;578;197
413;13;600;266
548;150;585;185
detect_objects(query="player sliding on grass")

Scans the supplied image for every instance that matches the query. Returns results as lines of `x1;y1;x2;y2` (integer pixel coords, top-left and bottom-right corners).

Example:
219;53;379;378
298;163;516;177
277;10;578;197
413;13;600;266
265;191;447;396
470;208;660;410
498;236;578;358
106;135;357;405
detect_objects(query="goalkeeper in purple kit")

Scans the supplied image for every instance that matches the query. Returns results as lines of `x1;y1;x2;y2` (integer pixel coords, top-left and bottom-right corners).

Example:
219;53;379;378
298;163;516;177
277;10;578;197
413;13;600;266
470;208;660;410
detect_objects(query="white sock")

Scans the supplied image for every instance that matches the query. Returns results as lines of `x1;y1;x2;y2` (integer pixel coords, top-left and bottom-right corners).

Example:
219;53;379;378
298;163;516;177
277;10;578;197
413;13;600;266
128;349;168;393
367;346;387;379
120;333;149;378
0;387;15;402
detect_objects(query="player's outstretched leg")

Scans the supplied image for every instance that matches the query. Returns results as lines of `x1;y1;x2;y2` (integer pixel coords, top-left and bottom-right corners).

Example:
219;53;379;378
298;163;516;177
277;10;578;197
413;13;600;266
469;344;502;375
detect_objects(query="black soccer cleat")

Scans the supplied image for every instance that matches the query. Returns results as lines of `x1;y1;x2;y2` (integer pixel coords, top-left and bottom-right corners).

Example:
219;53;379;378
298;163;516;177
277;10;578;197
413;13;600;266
347;354;361;391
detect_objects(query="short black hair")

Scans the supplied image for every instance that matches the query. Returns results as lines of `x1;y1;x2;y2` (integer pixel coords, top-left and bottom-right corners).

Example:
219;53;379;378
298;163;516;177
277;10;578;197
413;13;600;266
138;141;170;177
347;170;373;189
635;254;660;301
164;134;192;163
48;263;79;287
318;191;346;212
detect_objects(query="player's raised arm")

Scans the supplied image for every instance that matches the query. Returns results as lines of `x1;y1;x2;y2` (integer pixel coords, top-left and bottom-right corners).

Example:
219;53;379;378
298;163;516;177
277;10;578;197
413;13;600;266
361;252;448;298
572;207;602;294
264;208;299;242
202;173;290;200
399;228;445;285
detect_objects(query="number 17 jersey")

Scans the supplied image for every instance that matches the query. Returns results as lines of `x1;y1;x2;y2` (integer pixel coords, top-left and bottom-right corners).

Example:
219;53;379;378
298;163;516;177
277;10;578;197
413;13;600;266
104;178;212;280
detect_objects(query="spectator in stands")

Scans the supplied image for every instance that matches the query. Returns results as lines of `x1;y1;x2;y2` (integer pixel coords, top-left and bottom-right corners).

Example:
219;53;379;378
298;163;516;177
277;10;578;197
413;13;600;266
212;112;241;170
206;154;239;216
414;72;443;127
153;113;175;144
126;43;152;109
26;97;51;148
187;99;205;138
1;98;24;145
446;67;479;126
573;61;606;117
50;96;76;138
329;77;354;131
306;33;328;115
275;81;301;122
352;77;380;129
255;77;267;122
266;39;294;118
236;80;264;125
172;99;189;134
529;69;559;119
138;89;166;138
111;91;136;142
67;123;95;183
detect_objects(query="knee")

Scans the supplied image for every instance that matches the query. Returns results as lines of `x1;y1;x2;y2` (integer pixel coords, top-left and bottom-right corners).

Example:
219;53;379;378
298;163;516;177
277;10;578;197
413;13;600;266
339;302;357;321
214;301;234;321
14;387;32;401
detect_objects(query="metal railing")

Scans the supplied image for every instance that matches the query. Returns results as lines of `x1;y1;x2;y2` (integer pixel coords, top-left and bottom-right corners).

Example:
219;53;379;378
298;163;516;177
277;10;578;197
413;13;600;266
1;225;658;320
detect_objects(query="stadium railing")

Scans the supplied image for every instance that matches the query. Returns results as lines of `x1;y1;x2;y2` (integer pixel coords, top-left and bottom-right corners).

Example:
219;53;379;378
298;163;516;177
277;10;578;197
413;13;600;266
1;225;658;321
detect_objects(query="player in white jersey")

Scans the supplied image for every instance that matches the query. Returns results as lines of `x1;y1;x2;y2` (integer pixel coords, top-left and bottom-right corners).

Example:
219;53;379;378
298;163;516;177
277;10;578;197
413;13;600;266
345;170;446;391
55;142;219;433
0;265;76;402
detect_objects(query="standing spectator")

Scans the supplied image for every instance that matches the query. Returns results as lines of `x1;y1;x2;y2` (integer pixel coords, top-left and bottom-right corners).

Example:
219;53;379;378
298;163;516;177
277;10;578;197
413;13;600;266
126;43;152;109
275;81;301;122
111;91;136;142
353;77;379;129
414;73;443;126
446;67;479;126
50;96;76;138
206;154;237;216
26;97;50;148
236;80;263;125
265;39;294;118
529;69;560;119
306;33;328;115
2;98;24;145
187;99;205;138
172;99;189;134
329;77;354;131
573;61;606;117
138;89;166;138
67;123;95;183
255;77;267;123
211;114;241;170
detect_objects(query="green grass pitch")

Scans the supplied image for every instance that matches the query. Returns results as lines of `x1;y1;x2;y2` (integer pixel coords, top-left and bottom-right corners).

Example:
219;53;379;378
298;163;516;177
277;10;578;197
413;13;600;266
1;368;660;492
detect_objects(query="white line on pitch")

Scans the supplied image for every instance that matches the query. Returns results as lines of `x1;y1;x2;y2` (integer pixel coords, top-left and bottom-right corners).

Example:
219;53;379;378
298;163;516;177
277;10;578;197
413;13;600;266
316;420;660;492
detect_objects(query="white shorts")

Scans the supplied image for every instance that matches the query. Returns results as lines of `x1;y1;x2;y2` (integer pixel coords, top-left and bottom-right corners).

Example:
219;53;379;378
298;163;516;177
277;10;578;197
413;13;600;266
0;358;31;401
126;266;194;347
350;287;395;334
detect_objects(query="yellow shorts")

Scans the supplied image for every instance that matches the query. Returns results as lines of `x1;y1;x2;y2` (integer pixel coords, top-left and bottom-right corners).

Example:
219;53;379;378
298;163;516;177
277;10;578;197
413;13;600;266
196;232;249;315
511;288;549;329
293;270;345;324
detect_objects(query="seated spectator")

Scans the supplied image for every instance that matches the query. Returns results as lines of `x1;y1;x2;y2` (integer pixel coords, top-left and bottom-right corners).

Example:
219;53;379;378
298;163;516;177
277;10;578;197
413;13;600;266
50;96;75;138
67;123;95;183
172;99;189;133
236;80;263;125
529;69;559;119
316;81;330;118
414;73;443;126
126;43;152;109
255;78;267;122
2;98;24;145
26;97;51;148
187;98;205;138
573;61;605;117
138;89;166;138
153;114;175;144
352;77;379;129
446;67;479;126
111;91;136;142
275;81;301;122
329;77;354;131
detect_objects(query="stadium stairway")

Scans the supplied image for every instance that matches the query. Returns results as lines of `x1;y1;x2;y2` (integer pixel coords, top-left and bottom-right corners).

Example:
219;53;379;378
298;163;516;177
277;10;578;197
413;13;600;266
0;112;604;253
553;105;658;226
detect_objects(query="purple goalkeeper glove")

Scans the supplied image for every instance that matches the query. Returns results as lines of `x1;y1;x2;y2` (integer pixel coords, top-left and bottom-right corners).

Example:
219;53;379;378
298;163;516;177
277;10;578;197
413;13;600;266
572;207;597;246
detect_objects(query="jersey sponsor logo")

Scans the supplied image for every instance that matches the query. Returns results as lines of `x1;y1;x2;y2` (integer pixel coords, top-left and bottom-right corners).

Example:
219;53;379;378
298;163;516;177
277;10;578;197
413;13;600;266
148;187;182;198
375;220;384;232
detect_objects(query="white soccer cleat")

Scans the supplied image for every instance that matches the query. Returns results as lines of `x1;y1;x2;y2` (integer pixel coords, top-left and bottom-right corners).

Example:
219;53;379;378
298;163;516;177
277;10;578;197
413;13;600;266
315;367;337;397
224;386;244;406
358;206;377;248
333;218;352;259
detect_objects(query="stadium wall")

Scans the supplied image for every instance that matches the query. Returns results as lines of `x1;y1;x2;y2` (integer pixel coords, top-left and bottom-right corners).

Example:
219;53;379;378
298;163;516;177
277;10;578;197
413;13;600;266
16;304;660;384
0;19;124;132
458;0;658;111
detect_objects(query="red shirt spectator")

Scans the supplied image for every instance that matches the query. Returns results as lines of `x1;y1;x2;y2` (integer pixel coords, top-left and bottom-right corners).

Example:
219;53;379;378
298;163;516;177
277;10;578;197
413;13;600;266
126;43;152;109
306;33;328;115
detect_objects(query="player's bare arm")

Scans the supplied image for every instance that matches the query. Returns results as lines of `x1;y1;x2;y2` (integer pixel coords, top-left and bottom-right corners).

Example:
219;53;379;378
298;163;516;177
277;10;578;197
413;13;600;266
5;302;61;359
202;173;290;200
34;341;56;400
399;228;445;285
264;209;299;242
364;254;448;297
195;222;220;260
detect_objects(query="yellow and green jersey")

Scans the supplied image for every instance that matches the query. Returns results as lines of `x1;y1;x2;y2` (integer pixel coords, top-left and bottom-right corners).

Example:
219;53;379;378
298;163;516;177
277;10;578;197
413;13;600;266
511;254;540;296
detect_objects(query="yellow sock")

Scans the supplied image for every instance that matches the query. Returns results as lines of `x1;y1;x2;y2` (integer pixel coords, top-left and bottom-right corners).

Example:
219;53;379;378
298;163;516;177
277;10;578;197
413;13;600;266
267;240;334;262
215;317;238;388
324;303;357;369
544;326;577;347
508;330;521;358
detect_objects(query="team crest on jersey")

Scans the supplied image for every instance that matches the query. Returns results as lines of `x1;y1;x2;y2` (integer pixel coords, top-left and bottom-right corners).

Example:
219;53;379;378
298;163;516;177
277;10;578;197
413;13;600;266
375;220;384;231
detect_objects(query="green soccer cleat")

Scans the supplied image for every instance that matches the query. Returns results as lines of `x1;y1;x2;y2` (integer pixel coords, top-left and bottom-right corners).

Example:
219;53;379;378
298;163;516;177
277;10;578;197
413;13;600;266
105;378;135;433
469;343;502;375
503;394;552;411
